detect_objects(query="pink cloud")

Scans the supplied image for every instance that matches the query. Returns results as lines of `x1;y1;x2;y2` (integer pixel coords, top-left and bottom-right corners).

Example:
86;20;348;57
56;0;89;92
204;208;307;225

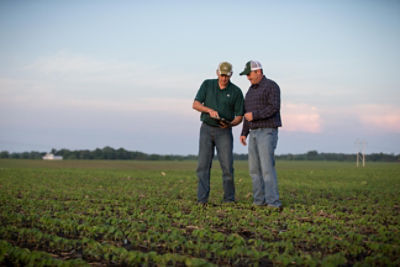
281;103;322;133
357;105;400;133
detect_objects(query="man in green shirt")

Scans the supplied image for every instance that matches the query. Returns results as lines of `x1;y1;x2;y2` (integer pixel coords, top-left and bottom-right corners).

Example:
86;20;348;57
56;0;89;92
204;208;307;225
192;62;244;205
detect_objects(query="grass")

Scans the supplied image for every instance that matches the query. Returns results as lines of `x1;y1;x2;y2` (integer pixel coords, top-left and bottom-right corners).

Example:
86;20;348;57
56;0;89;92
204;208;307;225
0;159;399;266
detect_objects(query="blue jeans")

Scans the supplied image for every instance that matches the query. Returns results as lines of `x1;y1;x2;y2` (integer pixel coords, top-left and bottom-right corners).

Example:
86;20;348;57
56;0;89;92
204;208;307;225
197;123;235;203
248;128;281;207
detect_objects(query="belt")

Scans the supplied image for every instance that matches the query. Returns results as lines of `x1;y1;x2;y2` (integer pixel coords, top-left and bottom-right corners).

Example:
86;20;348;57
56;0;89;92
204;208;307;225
203;121;219;127
250;126;277;131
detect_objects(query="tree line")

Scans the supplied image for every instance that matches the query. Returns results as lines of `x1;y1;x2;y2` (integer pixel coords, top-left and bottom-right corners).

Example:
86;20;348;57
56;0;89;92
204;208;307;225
275;150;399;162
0;147;196;161
0;147;399;162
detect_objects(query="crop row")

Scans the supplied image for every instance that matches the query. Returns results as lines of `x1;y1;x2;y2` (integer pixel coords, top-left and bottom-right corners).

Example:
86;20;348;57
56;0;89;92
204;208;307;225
0;239;87;267
0;226;212;266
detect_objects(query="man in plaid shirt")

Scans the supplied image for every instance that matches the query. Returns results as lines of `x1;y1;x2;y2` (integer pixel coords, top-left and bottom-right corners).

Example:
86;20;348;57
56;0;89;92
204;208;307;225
239;60;282;208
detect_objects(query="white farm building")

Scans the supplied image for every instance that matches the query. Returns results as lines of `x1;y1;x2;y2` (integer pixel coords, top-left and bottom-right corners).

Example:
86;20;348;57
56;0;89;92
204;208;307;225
42;153;63;160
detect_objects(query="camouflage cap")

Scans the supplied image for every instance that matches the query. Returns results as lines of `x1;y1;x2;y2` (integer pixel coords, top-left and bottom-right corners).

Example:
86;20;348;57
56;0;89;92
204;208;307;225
217;62;233;76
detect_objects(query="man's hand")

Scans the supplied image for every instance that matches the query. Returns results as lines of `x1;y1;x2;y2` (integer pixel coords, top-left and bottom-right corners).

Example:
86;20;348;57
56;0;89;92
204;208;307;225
209;110;220;119
193;100;220;119
244;112;253;121
240;136;247;146
218;120;231;128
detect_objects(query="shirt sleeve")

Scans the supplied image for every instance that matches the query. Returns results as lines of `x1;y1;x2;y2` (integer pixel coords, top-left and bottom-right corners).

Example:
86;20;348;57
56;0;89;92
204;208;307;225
194;80;207;102
252;82;280;121
241;119;250;137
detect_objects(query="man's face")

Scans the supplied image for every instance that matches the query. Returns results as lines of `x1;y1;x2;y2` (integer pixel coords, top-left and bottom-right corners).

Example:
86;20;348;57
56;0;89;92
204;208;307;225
217;73;231;88
247;70;262;85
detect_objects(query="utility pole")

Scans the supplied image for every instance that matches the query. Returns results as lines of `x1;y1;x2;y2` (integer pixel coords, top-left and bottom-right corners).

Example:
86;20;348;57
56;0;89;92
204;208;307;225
355;139;367;167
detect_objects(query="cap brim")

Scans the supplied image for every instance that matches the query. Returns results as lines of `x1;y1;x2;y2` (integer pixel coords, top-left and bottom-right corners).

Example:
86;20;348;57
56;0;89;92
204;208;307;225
239;70;250;76
220;71;232;76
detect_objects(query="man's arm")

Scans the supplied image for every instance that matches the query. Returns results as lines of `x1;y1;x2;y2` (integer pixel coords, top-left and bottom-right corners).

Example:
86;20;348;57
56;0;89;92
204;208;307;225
192;100;219;119
241;116;250;136
230;116;243;127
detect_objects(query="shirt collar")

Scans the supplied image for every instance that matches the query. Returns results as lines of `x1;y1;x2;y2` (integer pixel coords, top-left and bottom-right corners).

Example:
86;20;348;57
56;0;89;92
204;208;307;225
217;79;231;90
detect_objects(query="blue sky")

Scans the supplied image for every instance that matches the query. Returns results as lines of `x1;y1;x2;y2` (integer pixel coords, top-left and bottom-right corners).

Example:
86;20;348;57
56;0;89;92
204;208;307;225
1;0;399;155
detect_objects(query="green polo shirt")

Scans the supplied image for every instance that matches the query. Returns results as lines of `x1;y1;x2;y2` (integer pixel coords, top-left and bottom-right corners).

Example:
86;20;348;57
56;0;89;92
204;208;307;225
195;79;244;127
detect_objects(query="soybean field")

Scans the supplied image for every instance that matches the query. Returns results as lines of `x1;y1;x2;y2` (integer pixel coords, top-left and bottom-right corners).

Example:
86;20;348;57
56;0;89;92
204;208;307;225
0;159;399;266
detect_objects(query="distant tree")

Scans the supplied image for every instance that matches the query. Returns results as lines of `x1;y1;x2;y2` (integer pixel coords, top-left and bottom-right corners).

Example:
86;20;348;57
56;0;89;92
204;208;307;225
102;146;115;160
149;154;161;160
116;148;128;160
305;150;318;160
93;148;103;159
80;150;92;159
0;151;9;158
233;153;248;160
10;153;20;159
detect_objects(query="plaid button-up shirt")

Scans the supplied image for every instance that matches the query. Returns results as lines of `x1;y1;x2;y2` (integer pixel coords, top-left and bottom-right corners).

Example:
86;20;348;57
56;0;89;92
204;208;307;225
241;76;282;137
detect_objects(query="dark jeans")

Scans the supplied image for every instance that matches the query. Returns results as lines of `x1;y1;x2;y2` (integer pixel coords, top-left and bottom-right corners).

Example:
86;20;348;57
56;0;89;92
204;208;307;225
196;123;235;203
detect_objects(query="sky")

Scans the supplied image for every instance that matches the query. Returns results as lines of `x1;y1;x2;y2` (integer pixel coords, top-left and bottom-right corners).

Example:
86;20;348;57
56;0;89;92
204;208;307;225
1;0;399;155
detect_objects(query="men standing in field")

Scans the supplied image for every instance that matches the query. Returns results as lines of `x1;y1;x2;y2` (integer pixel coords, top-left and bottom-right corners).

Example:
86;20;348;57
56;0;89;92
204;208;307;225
239;60;282;208
193;62;244;205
